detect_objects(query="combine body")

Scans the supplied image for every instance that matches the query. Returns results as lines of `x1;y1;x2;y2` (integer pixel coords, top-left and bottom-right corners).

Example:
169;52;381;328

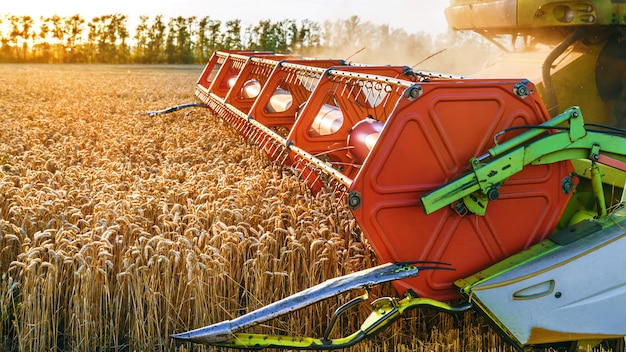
166;49;626;350
446;0;626;126
457;208;626;345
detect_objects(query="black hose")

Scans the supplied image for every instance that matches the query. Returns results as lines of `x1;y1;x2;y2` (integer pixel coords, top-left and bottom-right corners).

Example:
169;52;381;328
542;28;586;117
494;123;626;145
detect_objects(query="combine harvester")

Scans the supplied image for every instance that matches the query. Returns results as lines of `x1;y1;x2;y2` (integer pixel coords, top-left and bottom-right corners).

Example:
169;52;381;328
169;1;626;350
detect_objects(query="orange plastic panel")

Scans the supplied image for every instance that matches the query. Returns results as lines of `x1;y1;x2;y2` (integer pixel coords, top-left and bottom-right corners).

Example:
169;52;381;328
349;79;573;300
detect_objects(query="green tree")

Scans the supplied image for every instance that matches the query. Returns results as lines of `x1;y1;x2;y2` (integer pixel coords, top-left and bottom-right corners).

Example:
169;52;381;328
50;15;67;62
223;19;242;50
206;19;222;55
88;14;129;63
196;16;211;63
246;20;266;51
246;20;288;52
286;20;302;53
0;37;10;62
112;14;130;63
299;20;321;53
178;16;195;63
0;16;9;61
165;17;176;63
165;16;195;64
65;14;85;62
147;15;166;63
133;15;149;63
19;16;34;61
88;15;106;62
8;15;20;60
36;17;50;62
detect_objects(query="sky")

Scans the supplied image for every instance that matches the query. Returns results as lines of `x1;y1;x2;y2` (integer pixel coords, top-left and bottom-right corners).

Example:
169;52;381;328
1;0;451;35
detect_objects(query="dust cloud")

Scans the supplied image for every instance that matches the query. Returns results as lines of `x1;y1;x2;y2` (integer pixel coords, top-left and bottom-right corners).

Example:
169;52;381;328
299;19;499;76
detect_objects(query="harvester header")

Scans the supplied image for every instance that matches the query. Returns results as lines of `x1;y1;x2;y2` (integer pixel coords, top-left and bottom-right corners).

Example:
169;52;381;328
162;49;626;350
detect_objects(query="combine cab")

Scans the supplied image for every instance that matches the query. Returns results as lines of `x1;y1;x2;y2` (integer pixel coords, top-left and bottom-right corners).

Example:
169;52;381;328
166;1;626;350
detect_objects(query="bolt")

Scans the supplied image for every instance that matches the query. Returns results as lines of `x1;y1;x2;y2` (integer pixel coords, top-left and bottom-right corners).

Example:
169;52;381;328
561;176;573;194
405;85;422;100
571;111;579;119
453;201;468;216
487;188;499;201
347;191;361;210
513;82;530;98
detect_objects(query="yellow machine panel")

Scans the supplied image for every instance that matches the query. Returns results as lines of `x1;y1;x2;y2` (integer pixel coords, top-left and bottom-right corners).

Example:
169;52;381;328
446;0;626;127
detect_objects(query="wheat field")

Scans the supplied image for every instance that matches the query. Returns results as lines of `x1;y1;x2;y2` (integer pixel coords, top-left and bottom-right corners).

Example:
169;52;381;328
0;64;585;352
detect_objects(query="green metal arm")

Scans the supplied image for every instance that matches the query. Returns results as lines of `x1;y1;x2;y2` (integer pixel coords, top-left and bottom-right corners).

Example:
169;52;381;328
421;107;626;216
203;295;470;350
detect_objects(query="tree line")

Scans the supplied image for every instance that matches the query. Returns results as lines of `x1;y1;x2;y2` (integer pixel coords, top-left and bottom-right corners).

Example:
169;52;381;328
0;13;495;72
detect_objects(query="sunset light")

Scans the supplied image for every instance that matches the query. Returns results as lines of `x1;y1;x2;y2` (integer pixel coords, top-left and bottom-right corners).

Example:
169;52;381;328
2;0;625;351
0;0;456;66
1;0;449;35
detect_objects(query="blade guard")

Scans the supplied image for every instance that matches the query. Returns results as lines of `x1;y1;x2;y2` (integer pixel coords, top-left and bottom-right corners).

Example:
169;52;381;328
171;262;451;345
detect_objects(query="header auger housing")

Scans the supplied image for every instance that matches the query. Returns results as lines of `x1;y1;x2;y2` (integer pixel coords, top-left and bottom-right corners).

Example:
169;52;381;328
165;48;626;351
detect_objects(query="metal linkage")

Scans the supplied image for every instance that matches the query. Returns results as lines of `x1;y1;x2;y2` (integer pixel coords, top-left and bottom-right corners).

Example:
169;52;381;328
280;63;326;101
249;57;279;80
408;68;470;80
190;295;470;350
421;107;626;217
